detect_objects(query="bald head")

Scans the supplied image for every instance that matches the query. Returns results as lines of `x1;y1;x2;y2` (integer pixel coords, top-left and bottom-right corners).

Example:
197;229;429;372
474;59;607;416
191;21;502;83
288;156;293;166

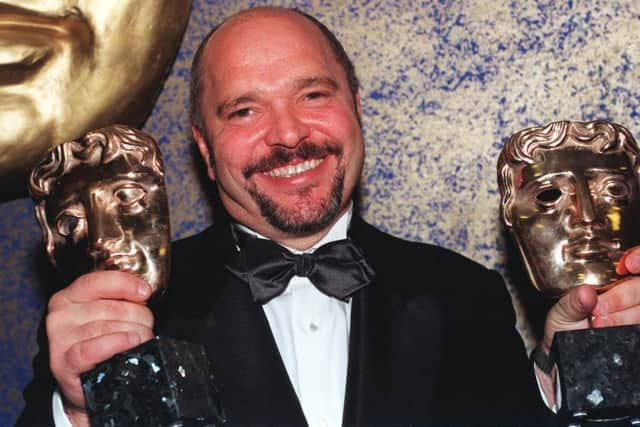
189;7;359;136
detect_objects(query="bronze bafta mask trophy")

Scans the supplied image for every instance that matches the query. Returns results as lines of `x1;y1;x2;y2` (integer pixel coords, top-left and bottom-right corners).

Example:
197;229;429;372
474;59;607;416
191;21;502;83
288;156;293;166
498;120;640;423
29;125;224;427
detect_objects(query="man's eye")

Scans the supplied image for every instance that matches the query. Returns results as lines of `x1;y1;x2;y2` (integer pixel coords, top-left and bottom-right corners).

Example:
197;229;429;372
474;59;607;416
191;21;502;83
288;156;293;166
535;188;562;205
229;108;252;119
305;91;326;100
56;214;85;238
114;184;146;206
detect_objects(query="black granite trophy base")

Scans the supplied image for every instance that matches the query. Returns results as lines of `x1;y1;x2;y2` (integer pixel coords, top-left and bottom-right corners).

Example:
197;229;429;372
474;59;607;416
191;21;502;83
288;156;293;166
81;336;226;427
552;325;640;425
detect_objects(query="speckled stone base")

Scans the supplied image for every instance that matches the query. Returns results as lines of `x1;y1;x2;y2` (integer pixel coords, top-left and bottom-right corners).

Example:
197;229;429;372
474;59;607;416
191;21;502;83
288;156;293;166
553;325;640;421
81;337;225;427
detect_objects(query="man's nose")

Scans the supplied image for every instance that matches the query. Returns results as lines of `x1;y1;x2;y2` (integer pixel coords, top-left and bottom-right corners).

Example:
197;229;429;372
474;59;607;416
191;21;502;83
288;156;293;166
264;105;310;147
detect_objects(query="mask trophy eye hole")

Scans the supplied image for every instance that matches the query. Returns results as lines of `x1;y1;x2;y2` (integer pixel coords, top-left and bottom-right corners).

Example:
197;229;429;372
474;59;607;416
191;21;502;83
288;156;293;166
536;188;562;204
605;181;629;198
114;185;146;206
56;214;84;237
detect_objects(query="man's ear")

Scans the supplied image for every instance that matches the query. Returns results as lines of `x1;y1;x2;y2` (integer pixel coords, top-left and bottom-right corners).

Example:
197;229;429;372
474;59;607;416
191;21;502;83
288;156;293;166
192;125;216;182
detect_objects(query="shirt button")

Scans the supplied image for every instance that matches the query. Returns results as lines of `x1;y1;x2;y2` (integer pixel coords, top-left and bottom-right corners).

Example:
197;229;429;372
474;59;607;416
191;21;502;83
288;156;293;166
309;321;320;332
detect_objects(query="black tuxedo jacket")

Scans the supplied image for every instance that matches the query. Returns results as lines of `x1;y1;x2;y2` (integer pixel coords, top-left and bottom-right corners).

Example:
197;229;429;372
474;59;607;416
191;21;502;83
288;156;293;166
17;216;552;426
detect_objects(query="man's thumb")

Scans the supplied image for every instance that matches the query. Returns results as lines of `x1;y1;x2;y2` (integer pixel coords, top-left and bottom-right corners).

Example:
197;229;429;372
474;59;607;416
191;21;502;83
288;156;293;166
543;285;597;351
554;285;597;323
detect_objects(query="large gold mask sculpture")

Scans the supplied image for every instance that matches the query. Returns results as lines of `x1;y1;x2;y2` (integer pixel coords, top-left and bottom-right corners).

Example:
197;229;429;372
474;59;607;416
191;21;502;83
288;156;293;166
29;125;170;295
498;120;640;297
0;1;191;195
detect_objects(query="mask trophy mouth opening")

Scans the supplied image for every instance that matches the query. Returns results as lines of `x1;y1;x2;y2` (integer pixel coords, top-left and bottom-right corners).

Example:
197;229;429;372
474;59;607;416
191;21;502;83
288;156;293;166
564;238;618;263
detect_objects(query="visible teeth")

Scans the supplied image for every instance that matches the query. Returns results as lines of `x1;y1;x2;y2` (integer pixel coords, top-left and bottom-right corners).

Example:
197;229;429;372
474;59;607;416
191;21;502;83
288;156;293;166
264;158;322;178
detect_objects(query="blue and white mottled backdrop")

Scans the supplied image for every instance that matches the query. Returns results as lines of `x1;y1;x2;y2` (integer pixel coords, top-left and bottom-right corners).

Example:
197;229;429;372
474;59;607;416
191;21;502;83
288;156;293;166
2;0;639;424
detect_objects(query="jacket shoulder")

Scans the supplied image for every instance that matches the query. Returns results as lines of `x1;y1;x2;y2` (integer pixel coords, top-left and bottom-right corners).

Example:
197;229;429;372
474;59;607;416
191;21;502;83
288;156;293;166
154;223;233;322
352;218;502;296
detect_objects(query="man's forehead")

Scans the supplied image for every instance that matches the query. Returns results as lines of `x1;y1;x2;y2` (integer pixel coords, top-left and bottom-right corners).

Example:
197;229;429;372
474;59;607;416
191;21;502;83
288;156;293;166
215;7;309;34
201;10;340;96
205;8;328;62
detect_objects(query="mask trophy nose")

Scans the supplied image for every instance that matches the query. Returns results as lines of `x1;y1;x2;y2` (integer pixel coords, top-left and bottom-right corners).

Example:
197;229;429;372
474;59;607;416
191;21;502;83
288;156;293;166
571;179;601;228
86;193;124;269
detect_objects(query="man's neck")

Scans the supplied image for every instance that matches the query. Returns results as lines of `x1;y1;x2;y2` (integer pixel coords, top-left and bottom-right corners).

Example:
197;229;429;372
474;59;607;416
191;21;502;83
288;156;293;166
236;205;353;252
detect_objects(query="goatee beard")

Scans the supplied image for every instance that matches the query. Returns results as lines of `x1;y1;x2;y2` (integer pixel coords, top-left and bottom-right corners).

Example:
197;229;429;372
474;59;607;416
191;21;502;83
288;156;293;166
244;141;345;235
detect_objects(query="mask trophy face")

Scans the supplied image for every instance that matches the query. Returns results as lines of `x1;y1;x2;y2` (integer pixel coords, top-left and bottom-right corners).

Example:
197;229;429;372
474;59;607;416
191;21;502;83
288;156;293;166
29;125;170;295
0;1;191;193
498;120;640;297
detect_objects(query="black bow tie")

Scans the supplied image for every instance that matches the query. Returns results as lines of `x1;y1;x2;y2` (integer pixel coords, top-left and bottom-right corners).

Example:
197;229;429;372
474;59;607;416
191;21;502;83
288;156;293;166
226;231;375;304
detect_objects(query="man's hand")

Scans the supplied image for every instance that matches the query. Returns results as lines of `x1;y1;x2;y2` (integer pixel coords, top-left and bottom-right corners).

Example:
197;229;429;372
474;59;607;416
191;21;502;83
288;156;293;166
543;247;640;353
537;247;640;409
47;271;154;426
541;285;597;354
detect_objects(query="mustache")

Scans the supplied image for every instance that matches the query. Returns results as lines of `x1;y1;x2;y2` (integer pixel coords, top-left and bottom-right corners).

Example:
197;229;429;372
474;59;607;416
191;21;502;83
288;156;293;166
243;141;342;178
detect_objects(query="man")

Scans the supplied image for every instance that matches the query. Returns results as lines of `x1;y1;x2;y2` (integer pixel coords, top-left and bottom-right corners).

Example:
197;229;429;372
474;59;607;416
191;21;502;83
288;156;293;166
17;6;640;426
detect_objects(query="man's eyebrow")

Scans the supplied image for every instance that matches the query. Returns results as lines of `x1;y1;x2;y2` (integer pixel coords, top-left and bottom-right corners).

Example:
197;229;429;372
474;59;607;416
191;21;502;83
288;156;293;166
294;77;339;91
216;94;258;117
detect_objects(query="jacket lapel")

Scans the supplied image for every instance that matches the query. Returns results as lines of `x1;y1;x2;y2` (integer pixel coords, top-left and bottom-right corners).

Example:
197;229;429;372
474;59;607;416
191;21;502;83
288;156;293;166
164;221;307;425
201;272;307;425
343;217;385;424
341;216;443;425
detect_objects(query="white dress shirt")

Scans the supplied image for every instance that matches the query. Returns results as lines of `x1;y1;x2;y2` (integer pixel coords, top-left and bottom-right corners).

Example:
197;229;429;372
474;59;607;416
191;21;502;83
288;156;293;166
54;209;353;427
239;209;352;427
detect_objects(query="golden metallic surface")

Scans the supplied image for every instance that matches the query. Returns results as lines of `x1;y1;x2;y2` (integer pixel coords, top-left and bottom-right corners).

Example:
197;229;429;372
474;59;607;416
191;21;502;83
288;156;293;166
498;120;640;297
29;125;171;296
0;1;191;197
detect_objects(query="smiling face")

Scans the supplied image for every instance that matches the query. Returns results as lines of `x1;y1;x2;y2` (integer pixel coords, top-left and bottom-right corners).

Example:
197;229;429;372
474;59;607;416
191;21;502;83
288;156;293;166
509;148;640;295
0;1;190;190
192;9;364;247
